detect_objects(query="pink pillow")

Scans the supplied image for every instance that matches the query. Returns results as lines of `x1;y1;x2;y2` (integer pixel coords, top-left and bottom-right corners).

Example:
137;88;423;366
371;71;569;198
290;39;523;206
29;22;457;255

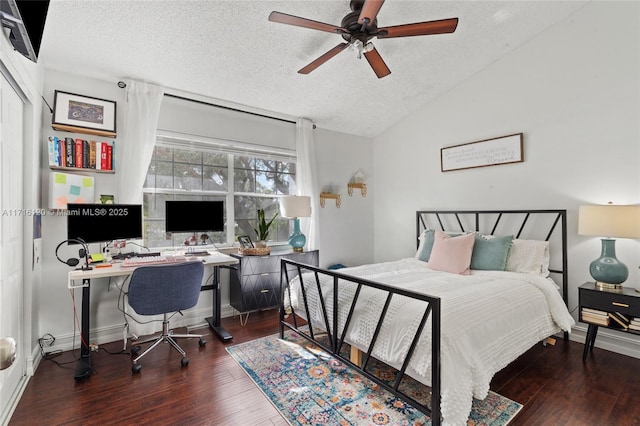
427;230;476;275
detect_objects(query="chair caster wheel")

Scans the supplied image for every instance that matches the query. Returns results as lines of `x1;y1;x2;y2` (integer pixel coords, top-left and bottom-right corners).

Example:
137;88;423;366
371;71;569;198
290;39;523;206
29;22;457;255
131;345;141;356
199;338;206;347
181;357;189;367
132;364;142;373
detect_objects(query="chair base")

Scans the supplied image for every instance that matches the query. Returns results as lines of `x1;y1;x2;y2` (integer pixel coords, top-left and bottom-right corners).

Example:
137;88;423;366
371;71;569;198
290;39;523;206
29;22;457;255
131;314;205;373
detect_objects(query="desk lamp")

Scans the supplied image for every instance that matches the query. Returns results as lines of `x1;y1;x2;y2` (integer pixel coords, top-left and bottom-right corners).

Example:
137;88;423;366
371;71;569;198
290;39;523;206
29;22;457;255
578;203;640;290
279;195;312;252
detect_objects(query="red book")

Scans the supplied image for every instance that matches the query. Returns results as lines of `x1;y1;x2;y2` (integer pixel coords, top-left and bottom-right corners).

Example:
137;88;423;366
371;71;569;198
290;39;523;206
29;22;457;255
101;142;108;170
106;144;113;170
60;141;66;167
75;138;83;168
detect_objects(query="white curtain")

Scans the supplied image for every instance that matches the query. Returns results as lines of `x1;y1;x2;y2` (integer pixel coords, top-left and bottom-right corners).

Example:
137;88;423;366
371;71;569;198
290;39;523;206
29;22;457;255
116;80;164;340
117;80;164;203
295;118;319;250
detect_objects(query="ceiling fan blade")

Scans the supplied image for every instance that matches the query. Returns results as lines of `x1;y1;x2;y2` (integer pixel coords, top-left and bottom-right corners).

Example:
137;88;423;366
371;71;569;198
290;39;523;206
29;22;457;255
298;43;349;74
363;46;391;78
269;11;344;34
358;0;385;25
377;17;459;38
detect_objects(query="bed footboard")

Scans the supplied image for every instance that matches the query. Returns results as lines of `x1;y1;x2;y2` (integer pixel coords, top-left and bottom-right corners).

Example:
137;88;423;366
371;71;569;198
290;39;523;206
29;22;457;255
279;259;442;425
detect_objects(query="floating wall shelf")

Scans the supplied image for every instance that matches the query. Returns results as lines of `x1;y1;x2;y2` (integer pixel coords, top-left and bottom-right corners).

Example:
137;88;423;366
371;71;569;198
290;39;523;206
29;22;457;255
320;192;341;208
347;182;367;197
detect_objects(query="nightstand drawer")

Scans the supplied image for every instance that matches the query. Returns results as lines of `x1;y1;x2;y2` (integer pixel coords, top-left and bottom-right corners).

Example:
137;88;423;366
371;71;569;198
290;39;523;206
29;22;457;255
580;288;640;317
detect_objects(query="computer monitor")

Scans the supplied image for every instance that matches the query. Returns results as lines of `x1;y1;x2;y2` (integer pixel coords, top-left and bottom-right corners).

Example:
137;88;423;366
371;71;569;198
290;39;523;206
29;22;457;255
66;203;143;244
165;200;224;233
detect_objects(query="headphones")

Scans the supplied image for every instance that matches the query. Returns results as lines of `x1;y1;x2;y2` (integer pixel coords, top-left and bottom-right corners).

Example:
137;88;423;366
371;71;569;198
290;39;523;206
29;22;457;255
55;238;92;270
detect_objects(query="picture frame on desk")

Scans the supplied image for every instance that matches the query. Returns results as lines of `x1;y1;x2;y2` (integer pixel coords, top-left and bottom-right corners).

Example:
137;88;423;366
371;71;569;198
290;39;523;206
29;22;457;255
238;235;254;249
52;90;117;137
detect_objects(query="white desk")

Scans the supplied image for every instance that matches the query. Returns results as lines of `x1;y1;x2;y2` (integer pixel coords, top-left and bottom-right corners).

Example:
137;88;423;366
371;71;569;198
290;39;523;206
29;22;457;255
67;251;238;381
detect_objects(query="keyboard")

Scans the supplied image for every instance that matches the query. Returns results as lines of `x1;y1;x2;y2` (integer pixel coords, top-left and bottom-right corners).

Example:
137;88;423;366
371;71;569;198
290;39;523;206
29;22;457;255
184;250;210;257
112;252;161;260
121;255;188;268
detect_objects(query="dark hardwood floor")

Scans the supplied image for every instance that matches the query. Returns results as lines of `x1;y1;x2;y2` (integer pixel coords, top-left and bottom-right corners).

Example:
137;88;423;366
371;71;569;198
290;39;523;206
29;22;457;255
9;310;640;425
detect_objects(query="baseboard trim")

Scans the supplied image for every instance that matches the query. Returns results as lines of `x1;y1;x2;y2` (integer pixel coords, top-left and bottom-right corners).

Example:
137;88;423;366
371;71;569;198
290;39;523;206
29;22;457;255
41;303;239;354
570;324;640;359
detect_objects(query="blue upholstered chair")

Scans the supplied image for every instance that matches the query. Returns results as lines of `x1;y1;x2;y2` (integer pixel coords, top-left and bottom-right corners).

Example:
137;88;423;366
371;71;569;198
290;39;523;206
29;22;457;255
127;261;206;373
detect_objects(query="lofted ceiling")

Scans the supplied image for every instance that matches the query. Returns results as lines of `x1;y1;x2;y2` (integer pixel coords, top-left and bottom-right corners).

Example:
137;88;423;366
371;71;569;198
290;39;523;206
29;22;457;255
38;0;588;138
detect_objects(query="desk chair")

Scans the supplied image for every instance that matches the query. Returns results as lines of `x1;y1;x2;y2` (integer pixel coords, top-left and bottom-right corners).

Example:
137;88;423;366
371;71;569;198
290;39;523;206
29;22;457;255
127;261;206;373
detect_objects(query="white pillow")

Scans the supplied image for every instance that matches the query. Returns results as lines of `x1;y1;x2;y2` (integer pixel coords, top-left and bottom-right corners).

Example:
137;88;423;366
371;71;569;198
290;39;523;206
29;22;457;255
506;239;550;276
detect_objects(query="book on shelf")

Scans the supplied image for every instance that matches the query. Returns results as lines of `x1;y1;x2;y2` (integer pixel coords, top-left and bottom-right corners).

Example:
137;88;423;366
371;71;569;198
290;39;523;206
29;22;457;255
74;138;83;168
65;137;75;167
629;323;640;331
100;142;108;170
608;312;628;329
106;143;113;170
630;319;640;327
581;311;609;326
581;307;608;317
89;141;97;169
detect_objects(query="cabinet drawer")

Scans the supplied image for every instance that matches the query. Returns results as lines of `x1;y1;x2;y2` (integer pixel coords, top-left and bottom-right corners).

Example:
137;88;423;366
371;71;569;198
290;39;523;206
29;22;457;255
237;288;281;312
580;288;640;317
241;272;280;293
240;256;280;274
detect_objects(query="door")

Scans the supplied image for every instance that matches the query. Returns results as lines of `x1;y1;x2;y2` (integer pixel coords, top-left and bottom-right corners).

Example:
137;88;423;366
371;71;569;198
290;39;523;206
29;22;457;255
0;71;25;421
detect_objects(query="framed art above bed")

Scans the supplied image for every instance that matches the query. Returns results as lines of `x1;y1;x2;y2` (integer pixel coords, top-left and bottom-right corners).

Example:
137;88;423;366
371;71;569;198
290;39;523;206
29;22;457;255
279;209;573;426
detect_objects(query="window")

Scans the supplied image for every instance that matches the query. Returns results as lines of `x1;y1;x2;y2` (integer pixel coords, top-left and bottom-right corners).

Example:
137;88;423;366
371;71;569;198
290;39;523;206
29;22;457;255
143;142;296;248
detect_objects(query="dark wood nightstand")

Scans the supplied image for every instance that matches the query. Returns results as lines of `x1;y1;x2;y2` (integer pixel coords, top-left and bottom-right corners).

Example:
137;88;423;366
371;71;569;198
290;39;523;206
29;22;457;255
578;282;640;361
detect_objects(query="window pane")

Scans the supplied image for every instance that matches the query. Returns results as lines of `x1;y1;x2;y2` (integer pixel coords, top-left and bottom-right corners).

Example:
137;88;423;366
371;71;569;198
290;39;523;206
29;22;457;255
276;173;295;195
203;152;227;166
174;164;202;190
145;163;156;188
234;169;255;192
174;148;202;164
234;155;254;169
155;146;173;161
277;161;296;174
255;159;275;171
256;171;275;194
203;165;227;191
155;161;173;189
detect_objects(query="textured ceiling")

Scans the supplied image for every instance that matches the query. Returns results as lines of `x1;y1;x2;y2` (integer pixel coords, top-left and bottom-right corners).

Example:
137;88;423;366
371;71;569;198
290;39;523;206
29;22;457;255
38;1;588;138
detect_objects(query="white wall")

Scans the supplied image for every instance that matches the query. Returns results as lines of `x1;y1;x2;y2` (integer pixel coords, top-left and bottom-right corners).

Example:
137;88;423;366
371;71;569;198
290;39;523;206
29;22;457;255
372;2;640;356
314;127;374;268
36;70;371;351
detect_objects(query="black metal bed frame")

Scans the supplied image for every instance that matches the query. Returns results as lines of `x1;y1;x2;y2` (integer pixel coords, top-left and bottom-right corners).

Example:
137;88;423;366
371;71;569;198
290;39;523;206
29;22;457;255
279;209;568;425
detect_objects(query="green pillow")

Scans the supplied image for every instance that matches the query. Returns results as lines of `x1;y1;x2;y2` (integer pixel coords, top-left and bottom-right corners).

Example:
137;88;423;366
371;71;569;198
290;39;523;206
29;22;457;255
416;230;463;262
470;234;514;271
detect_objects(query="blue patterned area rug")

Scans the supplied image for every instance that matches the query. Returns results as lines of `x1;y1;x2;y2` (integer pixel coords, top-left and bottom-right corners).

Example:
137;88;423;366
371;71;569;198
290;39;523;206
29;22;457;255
226;332;522;425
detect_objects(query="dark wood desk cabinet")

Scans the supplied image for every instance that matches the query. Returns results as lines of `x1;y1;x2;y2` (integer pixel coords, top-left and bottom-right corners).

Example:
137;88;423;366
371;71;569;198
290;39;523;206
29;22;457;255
229;249;319;316
579;282;640;361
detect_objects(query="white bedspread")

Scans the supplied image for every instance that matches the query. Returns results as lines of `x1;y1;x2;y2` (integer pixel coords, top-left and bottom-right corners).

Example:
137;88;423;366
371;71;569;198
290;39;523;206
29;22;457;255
287;258;575;426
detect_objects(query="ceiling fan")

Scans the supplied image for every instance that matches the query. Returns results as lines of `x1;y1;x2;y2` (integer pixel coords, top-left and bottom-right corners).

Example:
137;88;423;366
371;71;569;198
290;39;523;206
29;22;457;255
268;0;458;79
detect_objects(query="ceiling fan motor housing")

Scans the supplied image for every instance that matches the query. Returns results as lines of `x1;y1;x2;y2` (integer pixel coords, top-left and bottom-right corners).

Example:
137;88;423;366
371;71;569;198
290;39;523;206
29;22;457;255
341;10;377;43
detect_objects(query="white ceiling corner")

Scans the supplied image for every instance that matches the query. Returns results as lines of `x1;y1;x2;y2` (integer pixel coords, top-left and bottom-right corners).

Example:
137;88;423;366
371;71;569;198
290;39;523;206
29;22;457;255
39;0;589;138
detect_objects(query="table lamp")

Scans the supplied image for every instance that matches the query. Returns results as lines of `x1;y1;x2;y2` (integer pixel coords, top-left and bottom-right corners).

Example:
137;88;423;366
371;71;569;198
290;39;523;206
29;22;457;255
279;195;311;252
578;203;640;290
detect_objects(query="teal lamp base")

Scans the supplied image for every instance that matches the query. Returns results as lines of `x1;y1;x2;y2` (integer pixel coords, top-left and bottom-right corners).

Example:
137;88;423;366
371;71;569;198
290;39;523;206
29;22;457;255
590;238;628;290
288;218;306;253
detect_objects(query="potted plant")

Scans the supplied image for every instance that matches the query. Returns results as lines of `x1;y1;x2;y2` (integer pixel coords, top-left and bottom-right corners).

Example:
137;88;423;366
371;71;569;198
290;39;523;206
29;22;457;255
253;209;278;248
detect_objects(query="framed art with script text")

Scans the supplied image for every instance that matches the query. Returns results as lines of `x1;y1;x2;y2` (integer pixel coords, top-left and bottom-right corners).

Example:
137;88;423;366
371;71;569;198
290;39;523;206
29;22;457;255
441;133;523;172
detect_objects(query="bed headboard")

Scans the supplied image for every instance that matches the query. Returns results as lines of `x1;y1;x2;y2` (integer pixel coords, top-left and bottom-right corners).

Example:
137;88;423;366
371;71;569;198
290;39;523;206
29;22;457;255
416;209;568;308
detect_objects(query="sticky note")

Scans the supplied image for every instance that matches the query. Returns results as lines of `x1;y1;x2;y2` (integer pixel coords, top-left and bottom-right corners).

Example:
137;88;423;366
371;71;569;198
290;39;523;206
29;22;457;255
69;185;81;196
54;173;66;184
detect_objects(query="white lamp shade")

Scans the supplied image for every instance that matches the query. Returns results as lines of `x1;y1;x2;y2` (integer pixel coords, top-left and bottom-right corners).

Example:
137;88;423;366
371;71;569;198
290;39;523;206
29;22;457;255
578;205;640;238
280;195;311;218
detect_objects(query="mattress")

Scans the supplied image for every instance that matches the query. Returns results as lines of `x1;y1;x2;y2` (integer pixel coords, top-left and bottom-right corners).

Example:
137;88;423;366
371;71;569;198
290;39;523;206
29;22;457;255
286;257;575;426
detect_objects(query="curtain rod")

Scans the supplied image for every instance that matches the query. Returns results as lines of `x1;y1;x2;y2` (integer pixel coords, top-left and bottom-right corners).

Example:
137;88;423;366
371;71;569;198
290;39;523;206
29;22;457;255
117;81;315;128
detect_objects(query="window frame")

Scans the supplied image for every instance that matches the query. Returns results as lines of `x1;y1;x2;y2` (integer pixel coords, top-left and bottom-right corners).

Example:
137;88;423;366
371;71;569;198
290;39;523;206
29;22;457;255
142;136;297;249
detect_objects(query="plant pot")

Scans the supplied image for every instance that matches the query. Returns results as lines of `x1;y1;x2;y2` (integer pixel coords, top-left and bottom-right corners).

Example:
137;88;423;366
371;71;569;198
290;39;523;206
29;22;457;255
254;240;267;248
